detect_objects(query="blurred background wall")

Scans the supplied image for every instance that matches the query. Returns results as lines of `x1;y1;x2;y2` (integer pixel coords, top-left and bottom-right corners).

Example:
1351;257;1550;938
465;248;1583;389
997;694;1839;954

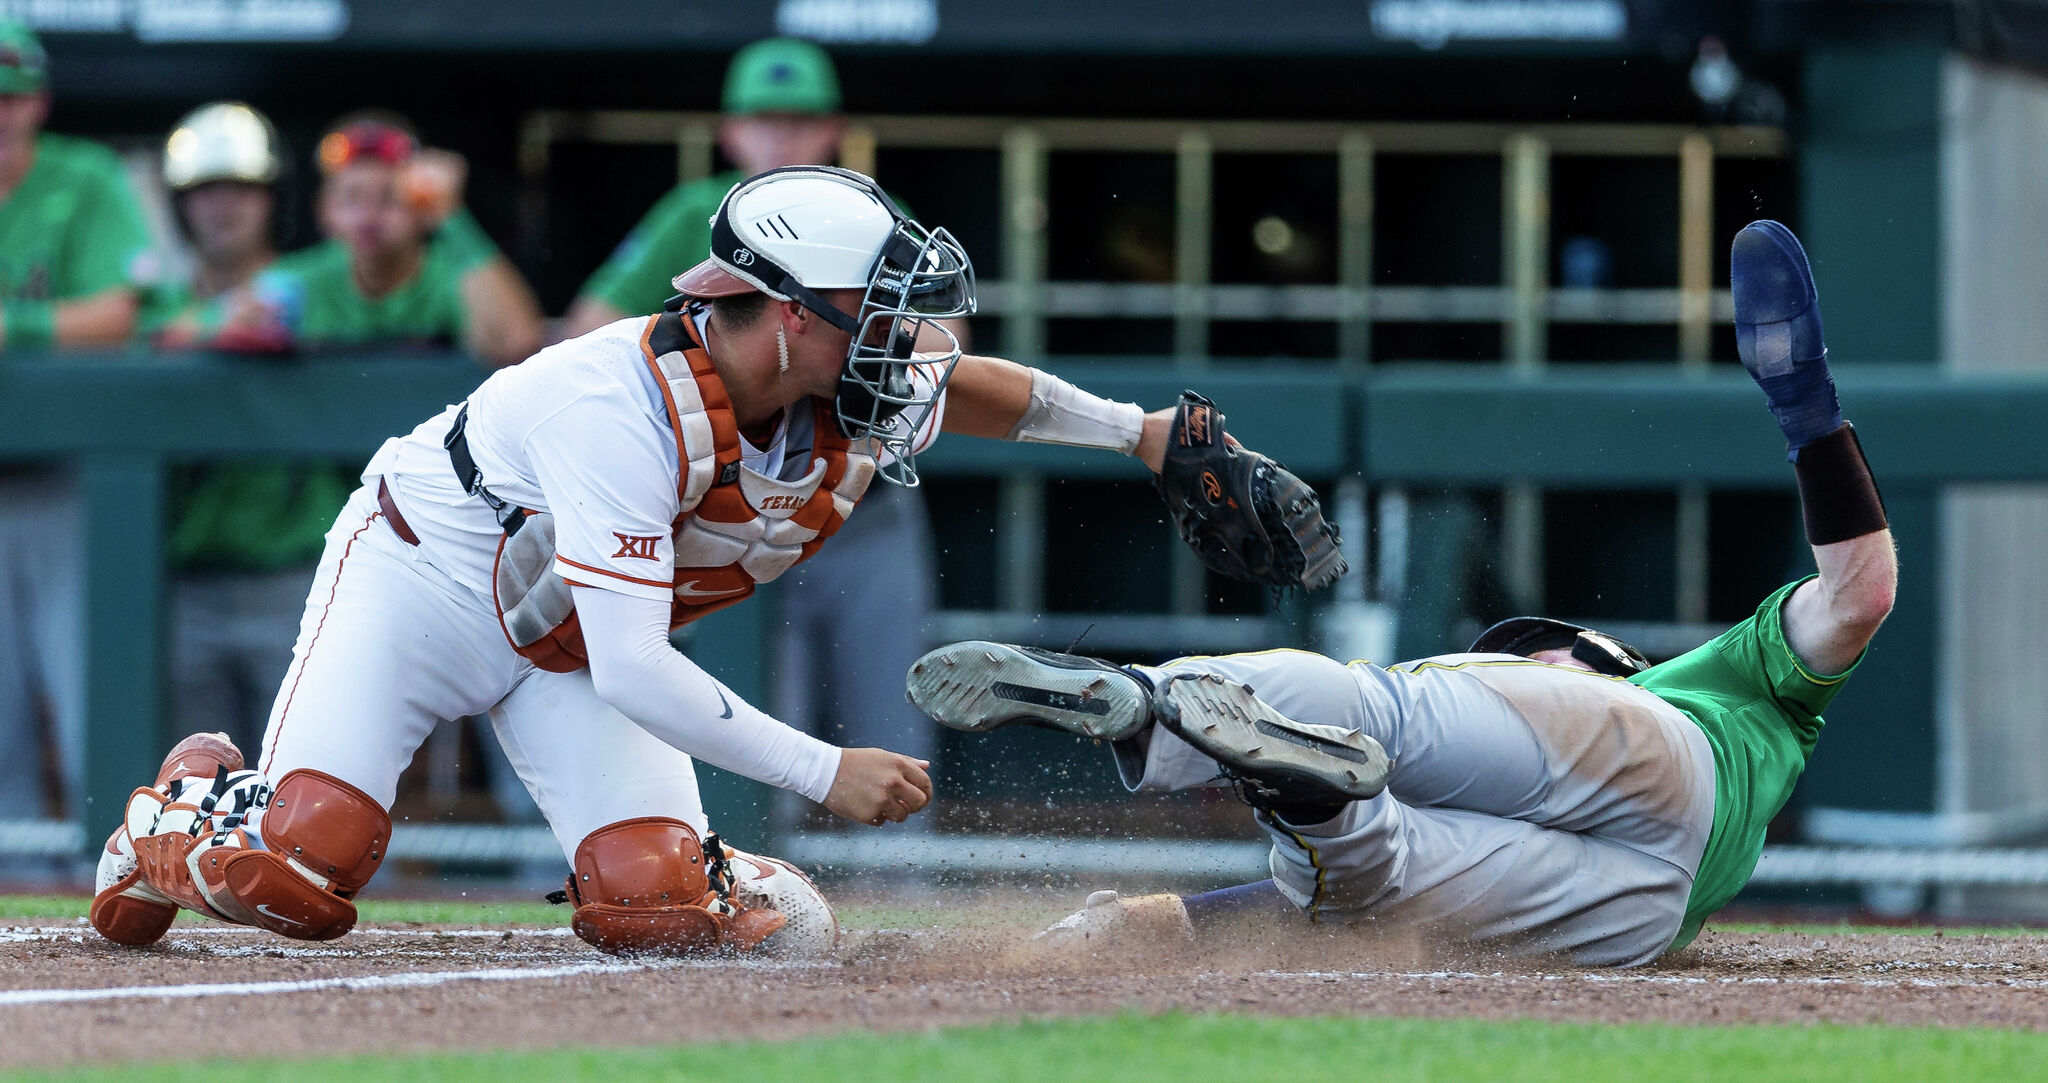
6;0;2048;918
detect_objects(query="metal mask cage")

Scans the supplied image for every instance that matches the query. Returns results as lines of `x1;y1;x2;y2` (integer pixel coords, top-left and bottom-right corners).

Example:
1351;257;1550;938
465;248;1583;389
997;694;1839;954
836;222;978;487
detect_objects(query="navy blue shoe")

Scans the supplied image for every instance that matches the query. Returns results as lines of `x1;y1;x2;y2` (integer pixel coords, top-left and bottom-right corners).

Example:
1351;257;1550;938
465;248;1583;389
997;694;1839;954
1732;220;1841;453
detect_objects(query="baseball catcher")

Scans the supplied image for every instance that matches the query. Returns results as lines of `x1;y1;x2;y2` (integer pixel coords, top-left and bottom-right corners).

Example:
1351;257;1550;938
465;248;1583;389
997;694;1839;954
909;220;1894;967
91;164;1342;957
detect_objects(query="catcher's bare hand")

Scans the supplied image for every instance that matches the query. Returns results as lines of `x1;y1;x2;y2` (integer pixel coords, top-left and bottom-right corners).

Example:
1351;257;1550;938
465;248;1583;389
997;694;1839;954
824;747;933;827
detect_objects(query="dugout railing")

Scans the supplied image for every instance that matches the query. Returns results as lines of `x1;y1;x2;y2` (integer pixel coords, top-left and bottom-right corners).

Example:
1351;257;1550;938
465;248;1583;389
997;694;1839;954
6;356;2048;904
519;111;1788;639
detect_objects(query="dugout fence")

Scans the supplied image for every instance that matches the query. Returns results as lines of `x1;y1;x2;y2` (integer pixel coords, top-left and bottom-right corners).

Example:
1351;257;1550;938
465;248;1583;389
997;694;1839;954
4;356;2048;910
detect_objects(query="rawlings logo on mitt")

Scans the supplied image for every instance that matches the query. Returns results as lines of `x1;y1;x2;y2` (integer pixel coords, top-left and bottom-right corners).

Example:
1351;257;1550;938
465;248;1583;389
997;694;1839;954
1154;390;1347;591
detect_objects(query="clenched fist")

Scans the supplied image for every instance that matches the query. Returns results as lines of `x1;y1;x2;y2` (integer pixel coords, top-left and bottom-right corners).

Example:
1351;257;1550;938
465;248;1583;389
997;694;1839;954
824;747;933;827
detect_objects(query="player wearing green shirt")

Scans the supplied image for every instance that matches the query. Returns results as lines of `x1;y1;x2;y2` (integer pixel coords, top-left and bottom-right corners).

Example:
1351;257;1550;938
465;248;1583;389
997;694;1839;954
211;114;541;365
0;21;148;350
565;38;850;332
148;102;284;345
0;19;159;827
908;220;1898;967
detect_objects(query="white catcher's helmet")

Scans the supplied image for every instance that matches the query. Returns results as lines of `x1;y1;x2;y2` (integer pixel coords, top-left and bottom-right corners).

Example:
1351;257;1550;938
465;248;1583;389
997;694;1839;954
672;165;976;486
163;102;283;191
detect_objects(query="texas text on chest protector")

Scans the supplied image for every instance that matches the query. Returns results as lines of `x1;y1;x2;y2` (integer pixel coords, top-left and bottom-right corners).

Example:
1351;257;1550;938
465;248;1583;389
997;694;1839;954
464;306;881;673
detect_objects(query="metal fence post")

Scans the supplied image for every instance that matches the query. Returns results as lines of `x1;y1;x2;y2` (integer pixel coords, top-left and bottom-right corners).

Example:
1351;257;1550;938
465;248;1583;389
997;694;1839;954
1502;133;1550;612
79;454;166;846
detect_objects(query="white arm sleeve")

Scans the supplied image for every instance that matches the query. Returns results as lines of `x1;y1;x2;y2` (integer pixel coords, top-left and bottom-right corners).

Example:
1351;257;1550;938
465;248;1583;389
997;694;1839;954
1004;367;1146;454
572;584;843;804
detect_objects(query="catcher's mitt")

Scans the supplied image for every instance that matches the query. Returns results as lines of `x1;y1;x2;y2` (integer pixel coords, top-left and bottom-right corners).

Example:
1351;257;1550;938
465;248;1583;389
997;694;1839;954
1154;391;1347;591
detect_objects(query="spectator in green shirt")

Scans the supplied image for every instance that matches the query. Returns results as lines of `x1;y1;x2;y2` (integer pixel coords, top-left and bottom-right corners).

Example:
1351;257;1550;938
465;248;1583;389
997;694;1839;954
150;101;284;345
215;113;543;368
0;19;148;350
563;38;850;334
0;19;158;833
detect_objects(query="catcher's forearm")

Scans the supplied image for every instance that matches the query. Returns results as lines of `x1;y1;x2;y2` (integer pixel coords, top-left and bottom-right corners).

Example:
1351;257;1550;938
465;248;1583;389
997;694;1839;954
944;354;1155;459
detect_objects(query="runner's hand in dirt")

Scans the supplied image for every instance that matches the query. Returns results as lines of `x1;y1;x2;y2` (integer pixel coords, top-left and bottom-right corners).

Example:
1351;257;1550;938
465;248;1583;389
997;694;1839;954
824;748;933;826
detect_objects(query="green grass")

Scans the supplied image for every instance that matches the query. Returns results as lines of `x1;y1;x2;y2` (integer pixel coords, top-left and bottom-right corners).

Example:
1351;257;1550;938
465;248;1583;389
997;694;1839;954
13;1013;2048;1083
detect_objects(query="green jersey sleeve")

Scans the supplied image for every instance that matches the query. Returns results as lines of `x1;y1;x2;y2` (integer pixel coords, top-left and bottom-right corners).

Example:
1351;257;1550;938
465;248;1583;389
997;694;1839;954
578;174;736;317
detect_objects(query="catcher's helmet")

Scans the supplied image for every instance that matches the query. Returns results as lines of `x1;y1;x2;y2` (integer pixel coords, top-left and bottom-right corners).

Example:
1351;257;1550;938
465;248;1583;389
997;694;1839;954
671;166;976;486
1469;616;1650;678
163;102;282;191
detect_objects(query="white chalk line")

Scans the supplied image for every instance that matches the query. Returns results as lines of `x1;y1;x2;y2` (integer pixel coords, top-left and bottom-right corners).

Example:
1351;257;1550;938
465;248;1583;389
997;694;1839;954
0;959;674;1007
1257;969;2048;992
1;925;574;945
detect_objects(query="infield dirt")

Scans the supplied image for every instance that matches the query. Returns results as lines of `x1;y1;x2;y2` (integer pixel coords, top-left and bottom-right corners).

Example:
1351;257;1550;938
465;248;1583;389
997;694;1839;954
6;896;2048;1070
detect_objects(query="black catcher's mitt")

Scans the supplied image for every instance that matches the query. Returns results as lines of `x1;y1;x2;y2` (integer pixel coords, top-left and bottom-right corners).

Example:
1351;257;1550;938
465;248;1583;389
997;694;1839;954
1154;391;1347;591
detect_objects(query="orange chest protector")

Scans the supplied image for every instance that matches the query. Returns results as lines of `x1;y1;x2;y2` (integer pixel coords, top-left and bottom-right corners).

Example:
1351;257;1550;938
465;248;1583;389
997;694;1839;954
490;309;876;673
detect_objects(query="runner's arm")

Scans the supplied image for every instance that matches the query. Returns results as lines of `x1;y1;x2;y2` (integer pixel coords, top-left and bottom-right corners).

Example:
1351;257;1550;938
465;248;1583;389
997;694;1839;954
1782;529;1896;677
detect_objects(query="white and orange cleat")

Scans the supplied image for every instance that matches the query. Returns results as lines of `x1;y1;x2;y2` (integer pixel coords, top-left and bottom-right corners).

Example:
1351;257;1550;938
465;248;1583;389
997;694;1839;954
88;732;246;946
719;845;841;960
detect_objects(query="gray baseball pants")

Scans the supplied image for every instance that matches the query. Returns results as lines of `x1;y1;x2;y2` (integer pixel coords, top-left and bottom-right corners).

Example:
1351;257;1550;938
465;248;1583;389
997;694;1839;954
1124;649;1717;967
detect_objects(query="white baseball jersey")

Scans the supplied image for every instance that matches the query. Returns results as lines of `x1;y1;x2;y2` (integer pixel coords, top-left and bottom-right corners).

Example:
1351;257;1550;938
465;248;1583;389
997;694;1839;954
253;313;945;859
362;313;944;607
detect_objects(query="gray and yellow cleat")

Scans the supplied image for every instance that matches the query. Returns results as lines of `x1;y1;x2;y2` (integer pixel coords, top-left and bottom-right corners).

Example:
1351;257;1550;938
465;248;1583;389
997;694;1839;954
906;641;1152;742
1154;673;1390;805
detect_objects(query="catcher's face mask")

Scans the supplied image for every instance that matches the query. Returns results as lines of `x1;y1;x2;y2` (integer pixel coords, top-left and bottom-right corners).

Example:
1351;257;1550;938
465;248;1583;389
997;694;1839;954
701;166;977;487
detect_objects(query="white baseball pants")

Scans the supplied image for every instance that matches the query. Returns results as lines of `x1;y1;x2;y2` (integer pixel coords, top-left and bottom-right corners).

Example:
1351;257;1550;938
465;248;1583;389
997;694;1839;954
1127;649;1717;967
254;485;709;862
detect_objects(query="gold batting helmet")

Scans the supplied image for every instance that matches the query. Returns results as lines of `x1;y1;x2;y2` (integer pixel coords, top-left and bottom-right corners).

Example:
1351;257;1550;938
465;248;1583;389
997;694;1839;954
163;102;283;191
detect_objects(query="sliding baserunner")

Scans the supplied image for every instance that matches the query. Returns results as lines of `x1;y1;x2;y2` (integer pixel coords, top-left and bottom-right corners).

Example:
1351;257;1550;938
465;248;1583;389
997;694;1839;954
909;221;1895;966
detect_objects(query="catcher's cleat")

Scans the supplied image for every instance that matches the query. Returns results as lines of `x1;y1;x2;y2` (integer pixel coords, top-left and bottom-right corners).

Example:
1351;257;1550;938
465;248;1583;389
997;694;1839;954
154;731;244;787
1154;674;1389;809
1732;220;1840;453
91;732;249;947
906;641;1152;742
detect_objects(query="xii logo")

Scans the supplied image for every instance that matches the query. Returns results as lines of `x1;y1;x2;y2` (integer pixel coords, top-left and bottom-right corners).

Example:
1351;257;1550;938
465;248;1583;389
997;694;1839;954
612;533;662;561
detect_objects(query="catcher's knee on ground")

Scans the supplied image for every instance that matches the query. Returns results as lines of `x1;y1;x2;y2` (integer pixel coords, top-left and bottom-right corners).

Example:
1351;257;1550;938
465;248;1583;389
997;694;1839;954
558;817;785;957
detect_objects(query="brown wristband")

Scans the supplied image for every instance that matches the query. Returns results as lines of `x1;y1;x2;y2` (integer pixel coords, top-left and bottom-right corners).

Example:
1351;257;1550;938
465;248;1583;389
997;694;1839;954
1794;423;1888;545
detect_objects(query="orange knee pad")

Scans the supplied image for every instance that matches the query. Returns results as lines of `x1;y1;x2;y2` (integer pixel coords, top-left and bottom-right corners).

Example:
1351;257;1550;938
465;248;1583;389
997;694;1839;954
132;768;390;942
205;768;391;940
560;817;785;956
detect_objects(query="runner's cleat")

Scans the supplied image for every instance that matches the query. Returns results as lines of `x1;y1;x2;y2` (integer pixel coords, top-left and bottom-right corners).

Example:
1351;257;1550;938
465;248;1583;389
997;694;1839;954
1154;673;1390;806
906;641;1152;742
